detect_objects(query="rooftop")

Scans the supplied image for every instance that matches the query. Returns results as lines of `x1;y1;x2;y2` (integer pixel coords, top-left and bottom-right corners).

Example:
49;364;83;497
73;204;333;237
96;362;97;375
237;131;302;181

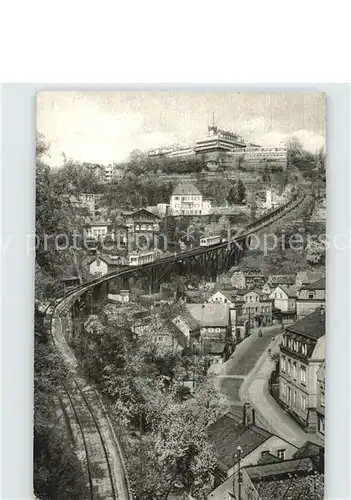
186;303;230;327
297;270;324;285
172;183;201;196
302;277;326;290
207;413;272;471
267;274;296;285
246;457;314;481
279;285;298;298
286;308;325;340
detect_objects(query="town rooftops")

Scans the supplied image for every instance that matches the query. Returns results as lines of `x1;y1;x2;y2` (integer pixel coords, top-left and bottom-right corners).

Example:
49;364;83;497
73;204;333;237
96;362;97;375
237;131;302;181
286;308;325;340
207;412;272;472
302;277;326;290
172;183;201;196
267;274;296;285
186;303;230;327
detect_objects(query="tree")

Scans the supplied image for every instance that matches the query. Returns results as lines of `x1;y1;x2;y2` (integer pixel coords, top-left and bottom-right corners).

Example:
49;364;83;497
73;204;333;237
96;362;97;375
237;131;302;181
305;239;325;265
227;180;246;205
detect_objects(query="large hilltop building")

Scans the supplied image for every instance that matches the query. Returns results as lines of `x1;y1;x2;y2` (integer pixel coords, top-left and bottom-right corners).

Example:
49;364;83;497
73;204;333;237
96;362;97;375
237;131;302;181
147;117;287;168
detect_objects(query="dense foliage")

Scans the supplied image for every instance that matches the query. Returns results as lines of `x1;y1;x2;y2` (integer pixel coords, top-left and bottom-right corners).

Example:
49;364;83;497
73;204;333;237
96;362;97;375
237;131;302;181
76;312;229;499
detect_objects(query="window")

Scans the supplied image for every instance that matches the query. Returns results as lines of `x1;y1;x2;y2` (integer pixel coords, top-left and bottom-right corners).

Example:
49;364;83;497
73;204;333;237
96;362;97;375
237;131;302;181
318;416;325;435
281;356;286;372
300;365;307;383
320;391;325;407
308;292;314;300
208;328;214;333
301;395;306;410
293;362;297;379
277;449;286;460
261;450;269;457
287;360;291;375
302;344;307;355
281;381;286;395
293;390;296;405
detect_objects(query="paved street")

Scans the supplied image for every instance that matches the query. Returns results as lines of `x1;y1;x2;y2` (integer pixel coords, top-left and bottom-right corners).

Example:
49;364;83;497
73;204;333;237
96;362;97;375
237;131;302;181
211;326;319;447
210;326;280;402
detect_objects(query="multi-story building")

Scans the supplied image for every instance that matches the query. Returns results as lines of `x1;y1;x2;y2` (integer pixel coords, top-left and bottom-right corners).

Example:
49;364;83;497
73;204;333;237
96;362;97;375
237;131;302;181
262;274;296;295
194;125;247;155
173;303;236;362
85;220;112;240
79;193;96;215
170;183;203;216
231;267;266;290
316;362;325;442
279;307;325;432
296;277;326;319
207;409;298;497
122;208;161;243
269;285;297;322
241;289;273;327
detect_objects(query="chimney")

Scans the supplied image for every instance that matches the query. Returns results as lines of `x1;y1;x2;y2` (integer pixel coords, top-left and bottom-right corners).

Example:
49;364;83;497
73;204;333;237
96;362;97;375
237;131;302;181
251;408;256;426
242;403;250;427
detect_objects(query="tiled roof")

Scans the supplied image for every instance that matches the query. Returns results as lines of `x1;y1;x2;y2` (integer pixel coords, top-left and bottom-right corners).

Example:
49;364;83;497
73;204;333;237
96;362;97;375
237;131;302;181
302;277;326;290
267;274;296;285
280;285;298;298
286;308;325;340
186;303;230;327
208;413;272;471
124;208;161;219
175;312;200;331
293;441;324;459
246;457;314;480
89;255;122;266
297;271;324;285
172;183;201;196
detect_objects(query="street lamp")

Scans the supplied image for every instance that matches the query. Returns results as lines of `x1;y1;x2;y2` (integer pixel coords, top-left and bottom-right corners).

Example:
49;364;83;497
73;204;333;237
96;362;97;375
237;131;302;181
237;446;243;500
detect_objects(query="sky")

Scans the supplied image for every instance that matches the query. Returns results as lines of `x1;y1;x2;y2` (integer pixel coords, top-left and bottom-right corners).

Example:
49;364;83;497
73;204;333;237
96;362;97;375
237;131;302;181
37;91;326;167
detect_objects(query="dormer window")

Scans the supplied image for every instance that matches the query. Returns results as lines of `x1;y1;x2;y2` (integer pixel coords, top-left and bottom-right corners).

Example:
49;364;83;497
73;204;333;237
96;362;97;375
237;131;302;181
308;292;314;300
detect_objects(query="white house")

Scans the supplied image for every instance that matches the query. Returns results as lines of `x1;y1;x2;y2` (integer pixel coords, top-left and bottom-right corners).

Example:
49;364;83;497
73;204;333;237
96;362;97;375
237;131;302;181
208;290;235;304
269;285;297;312
170;183;203;215
108;290;130;303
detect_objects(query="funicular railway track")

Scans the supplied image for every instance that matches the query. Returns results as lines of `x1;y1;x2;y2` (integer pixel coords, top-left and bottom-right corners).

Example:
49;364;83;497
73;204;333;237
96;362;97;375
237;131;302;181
45;194;303;499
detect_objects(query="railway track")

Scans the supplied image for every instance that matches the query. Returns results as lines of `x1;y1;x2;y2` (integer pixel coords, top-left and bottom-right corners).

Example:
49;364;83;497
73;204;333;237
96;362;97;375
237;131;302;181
43;299;133;500
43;194;303;499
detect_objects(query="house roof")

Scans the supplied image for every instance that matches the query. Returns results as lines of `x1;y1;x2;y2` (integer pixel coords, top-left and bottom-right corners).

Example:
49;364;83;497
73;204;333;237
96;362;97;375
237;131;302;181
172;183;201;196
186;303;230;327
207;413;272;471
88;255;122;266
246;457;314;481
293;441;324;459
286;308;325;340
87;220;111;227
175;312;200;331
297;271;324;285
302;277;326;290
267;274;296;285
211;290;235;302
279;285;298;298
123;208;161;220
